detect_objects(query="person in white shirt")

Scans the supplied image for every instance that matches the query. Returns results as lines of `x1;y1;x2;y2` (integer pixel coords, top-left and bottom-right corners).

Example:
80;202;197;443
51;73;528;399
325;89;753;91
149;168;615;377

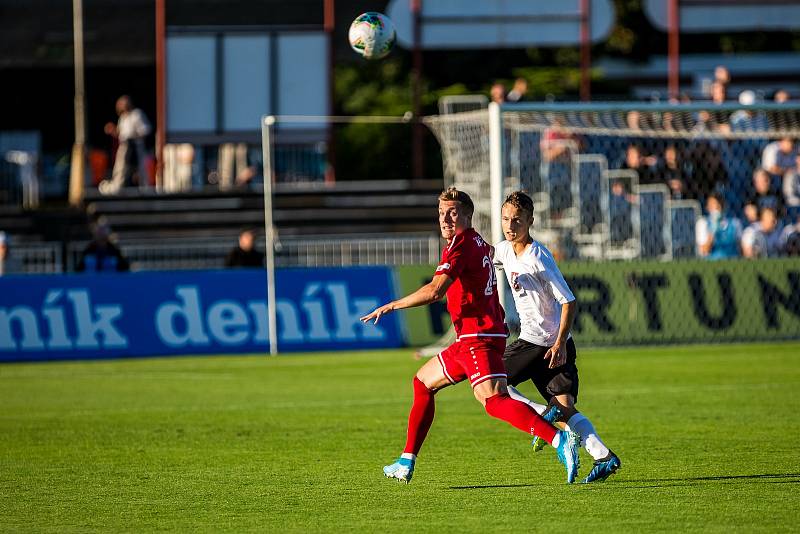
100;95;152;194
493;191;620;483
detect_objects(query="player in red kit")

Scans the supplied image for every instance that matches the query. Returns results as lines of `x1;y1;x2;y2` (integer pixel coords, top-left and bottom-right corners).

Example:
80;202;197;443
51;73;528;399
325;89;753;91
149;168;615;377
360;187;580;484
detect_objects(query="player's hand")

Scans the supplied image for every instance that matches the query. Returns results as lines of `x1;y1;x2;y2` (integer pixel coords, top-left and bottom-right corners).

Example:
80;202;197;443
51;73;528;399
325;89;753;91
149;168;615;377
544;341;567;369
360;303;395;325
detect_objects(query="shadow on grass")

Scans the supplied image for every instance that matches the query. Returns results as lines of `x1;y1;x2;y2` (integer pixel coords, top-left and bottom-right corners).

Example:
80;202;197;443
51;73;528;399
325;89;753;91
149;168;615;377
612;472;800;489
449;473;800;490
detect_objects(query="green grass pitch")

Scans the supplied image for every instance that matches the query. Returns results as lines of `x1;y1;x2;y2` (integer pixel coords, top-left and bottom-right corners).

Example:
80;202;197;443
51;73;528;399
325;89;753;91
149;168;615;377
1;342;799;532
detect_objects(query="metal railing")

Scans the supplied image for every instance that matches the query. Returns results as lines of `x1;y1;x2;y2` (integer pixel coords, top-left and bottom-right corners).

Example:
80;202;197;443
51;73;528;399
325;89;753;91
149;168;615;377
11;243;63;274
56;233;442;272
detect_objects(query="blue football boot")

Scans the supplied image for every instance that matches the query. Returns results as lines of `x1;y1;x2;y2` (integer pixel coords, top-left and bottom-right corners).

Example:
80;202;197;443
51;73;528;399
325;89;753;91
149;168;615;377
554;430;581;484
383;457;415;483
581;452;621;483
532;404;562;452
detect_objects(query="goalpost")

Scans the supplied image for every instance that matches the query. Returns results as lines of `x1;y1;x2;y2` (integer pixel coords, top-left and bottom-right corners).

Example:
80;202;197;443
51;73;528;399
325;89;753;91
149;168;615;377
260;113;416;355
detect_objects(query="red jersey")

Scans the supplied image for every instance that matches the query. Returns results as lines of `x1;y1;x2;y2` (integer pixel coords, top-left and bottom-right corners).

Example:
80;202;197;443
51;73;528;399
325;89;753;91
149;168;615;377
435;228;507;339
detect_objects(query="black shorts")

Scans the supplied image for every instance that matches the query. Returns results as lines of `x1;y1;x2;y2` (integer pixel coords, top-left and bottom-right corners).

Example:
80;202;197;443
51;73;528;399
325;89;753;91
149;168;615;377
503;337;579;402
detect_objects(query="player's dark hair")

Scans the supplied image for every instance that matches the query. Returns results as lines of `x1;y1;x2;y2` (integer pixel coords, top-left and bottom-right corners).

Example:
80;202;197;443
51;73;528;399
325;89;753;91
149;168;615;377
503;191;534;218
439;187;474;216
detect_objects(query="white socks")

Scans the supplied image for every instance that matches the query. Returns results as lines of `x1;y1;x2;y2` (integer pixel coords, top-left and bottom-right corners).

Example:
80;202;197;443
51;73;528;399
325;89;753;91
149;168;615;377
506;386;611;460
507;386;547;415
566;413;610;461
400;453;416;461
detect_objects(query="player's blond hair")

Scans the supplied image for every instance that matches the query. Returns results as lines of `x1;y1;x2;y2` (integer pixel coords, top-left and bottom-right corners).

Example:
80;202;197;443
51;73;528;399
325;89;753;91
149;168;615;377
503;190;534;218
438;187;474;217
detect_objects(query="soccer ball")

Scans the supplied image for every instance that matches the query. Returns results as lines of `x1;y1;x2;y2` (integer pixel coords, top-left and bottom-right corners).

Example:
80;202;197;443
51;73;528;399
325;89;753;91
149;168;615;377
348;12;396;60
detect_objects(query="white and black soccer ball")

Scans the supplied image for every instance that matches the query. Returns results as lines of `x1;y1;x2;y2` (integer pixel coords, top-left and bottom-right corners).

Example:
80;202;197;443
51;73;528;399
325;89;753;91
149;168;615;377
348;12;396;60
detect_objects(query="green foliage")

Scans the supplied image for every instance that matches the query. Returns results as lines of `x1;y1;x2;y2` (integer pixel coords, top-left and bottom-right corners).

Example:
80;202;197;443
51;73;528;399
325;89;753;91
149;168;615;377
2;343;799;531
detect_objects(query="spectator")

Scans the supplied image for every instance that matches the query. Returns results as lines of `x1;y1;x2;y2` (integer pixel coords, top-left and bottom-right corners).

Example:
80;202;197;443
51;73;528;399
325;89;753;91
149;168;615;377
705;81;731;133
783;154;800;219
683;140;728;201
490;83;506;104
540;117;578;217
506;77;528;102
695;194;742;259
77;221;130;272
730;90;769;132
774;89;790;104
609;179;633;245
225;228;265;268
622;143;659;184
625;110;642;131
710;80;727;105
99;95;152;195
744;168;786;224
781;213;800;255
714;65;730;88
658;145;691;199
0;232;23;276
762;136;798;179
742;206;784;258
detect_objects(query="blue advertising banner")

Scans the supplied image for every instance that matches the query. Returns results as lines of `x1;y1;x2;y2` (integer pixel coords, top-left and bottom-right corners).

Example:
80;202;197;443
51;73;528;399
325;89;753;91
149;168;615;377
0;268;402;362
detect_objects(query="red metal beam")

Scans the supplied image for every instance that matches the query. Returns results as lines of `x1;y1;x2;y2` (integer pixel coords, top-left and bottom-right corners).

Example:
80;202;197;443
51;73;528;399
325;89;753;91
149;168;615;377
155;0;166;189
668;0;680;100
324;0;336;184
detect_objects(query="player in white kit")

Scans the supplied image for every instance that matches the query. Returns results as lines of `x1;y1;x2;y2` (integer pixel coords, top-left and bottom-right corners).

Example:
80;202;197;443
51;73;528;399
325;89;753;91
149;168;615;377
493;191;621;483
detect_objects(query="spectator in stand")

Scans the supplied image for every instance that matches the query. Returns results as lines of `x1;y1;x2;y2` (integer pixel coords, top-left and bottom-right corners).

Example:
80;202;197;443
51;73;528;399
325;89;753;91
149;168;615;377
100;95;152;195
657;145;691;199
540;116;579;217
609;179;633;245
774;89;790;104
626;110;642;131
762;136;798;181
225;228;265;268
744;168;786;224
695;194;742;260
0;232;23;276
730;90;769;132
714;65;730;88
742;206;784;258
506;77;528;102
781;213;800;255
622;143;658;184
77;221;130;272
783;154;800;220
704;81;731;133
490;83;506;105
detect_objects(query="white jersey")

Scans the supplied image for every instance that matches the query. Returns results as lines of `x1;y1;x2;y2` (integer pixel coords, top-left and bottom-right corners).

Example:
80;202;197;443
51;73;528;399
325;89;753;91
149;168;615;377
494;239;575;346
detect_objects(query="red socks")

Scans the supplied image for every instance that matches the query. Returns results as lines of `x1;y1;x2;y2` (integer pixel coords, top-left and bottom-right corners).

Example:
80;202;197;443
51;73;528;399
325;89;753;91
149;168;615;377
403;377;436;455
484;394;557;444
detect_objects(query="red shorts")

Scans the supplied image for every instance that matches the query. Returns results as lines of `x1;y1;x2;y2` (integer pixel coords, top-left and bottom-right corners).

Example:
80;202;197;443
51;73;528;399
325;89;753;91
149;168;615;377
437;336;508;388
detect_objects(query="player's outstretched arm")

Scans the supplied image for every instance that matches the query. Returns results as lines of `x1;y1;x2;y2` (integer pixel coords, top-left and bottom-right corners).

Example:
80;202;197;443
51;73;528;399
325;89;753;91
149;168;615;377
360;274;453;324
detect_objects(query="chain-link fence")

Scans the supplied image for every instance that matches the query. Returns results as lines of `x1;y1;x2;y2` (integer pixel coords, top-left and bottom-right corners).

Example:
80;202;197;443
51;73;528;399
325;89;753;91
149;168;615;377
426;102;800;261
423;102;800;345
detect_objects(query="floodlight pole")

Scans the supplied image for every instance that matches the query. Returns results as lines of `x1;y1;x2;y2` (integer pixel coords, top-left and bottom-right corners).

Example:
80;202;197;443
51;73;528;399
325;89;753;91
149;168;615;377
261;116;279;356
411;0;424;180
69;0;86;206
